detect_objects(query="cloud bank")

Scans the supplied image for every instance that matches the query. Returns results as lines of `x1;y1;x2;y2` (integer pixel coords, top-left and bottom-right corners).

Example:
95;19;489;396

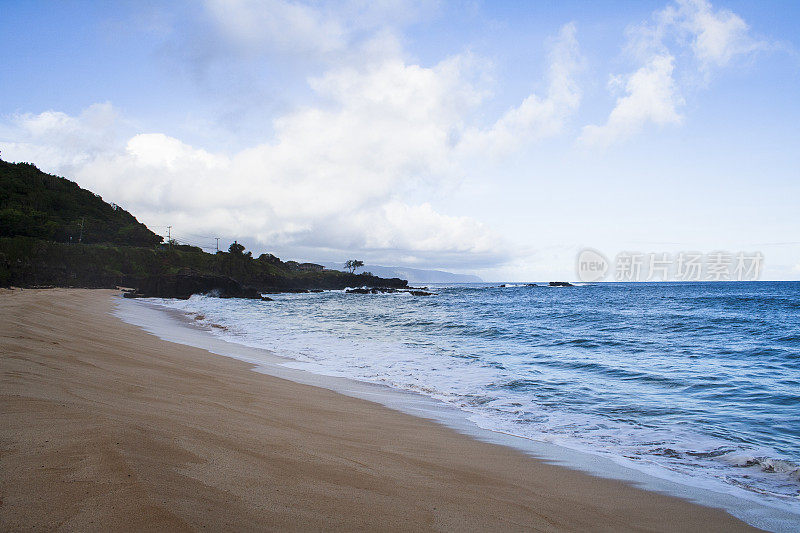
0;0;773;274
1;4;583;269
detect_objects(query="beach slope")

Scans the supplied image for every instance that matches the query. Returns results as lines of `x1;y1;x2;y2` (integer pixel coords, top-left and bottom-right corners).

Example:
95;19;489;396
0;289;757;531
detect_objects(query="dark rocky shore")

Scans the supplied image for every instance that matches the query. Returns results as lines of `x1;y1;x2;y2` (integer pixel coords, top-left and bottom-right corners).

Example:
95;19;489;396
122;273;266;300
121;273;424;300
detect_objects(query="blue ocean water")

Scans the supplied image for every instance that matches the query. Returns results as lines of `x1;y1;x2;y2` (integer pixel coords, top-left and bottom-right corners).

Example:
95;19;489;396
155;282;800;512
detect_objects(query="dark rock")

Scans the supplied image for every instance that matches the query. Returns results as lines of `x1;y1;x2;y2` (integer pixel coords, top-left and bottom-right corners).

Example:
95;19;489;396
346;287;433;296
261;296;273;301
126;273;263;300
261;288;310;294
549;281;574;287
346;287;402;294
347;287;396;294
122;291;142;299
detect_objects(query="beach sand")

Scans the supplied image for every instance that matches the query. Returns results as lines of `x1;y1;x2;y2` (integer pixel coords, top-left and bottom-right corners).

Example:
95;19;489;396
0;288;758;531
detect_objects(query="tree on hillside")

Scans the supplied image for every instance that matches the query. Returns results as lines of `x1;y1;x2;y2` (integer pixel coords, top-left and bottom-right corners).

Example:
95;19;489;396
226;241;253;277
344;259;364;273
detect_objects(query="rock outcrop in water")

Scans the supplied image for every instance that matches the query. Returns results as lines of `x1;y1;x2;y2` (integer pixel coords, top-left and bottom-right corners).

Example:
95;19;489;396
346;287;434;296
549;281;574;287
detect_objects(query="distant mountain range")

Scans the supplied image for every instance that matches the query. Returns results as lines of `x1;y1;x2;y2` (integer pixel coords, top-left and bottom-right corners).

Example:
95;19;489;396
323;263;482;284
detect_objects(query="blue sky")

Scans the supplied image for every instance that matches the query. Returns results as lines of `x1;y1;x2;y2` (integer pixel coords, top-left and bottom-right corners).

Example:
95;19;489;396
1;0;799;280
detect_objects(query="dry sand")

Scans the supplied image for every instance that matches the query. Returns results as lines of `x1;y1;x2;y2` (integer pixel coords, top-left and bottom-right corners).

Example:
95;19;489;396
0;288;758;531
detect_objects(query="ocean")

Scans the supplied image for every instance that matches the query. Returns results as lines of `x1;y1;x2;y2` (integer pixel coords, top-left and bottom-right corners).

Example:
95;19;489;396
148;281;800;519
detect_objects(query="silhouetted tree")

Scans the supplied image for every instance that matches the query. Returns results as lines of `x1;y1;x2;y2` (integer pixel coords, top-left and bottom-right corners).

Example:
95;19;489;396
344;259;364;273
229;241;245;255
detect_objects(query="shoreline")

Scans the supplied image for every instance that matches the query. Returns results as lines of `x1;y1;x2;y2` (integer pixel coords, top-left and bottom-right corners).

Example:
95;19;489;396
121;292;800;532
0;288;768;531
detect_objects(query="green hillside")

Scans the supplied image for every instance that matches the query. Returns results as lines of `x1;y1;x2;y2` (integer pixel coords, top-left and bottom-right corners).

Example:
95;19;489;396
0;159;162;247
0;157;407;295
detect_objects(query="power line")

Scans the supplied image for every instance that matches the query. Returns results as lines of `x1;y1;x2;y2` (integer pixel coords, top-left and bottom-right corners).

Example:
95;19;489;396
172;236;208;248
172;233;209;245
170;234;219;252
155;226;228;253
182;231;218;240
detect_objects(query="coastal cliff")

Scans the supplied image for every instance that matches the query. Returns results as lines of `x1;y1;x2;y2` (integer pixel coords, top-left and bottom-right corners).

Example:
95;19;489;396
0;159;407;297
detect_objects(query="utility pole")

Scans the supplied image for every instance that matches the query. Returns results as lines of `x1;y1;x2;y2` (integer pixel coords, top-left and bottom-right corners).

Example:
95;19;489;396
215;237;220;253
167;225;172;249
78;217;84;244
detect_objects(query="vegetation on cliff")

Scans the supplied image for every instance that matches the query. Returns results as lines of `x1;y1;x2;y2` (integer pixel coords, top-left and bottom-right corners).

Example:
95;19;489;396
0;159;161;246
0;159;407;295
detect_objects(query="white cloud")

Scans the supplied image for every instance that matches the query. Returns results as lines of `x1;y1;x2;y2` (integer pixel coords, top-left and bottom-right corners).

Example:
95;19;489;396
179;0;440;71
460;23;582;154
671;0;764;71
0;9;582;270
203;0;347;56
581;0;764;147
580;54;682;147
356;201;497;254
1;103;124;170
0;51;510;267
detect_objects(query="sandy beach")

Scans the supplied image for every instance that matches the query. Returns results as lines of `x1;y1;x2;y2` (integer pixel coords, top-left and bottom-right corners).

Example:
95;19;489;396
0;288;758;532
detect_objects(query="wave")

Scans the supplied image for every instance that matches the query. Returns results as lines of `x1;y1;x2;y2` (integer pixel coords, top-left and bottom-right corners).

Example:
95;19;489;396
150;282;800;514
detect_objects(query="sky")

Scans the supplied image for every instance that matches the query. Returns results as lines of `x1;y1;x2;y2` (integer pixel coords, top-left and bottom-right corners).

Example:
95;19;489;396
1;0;799;281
